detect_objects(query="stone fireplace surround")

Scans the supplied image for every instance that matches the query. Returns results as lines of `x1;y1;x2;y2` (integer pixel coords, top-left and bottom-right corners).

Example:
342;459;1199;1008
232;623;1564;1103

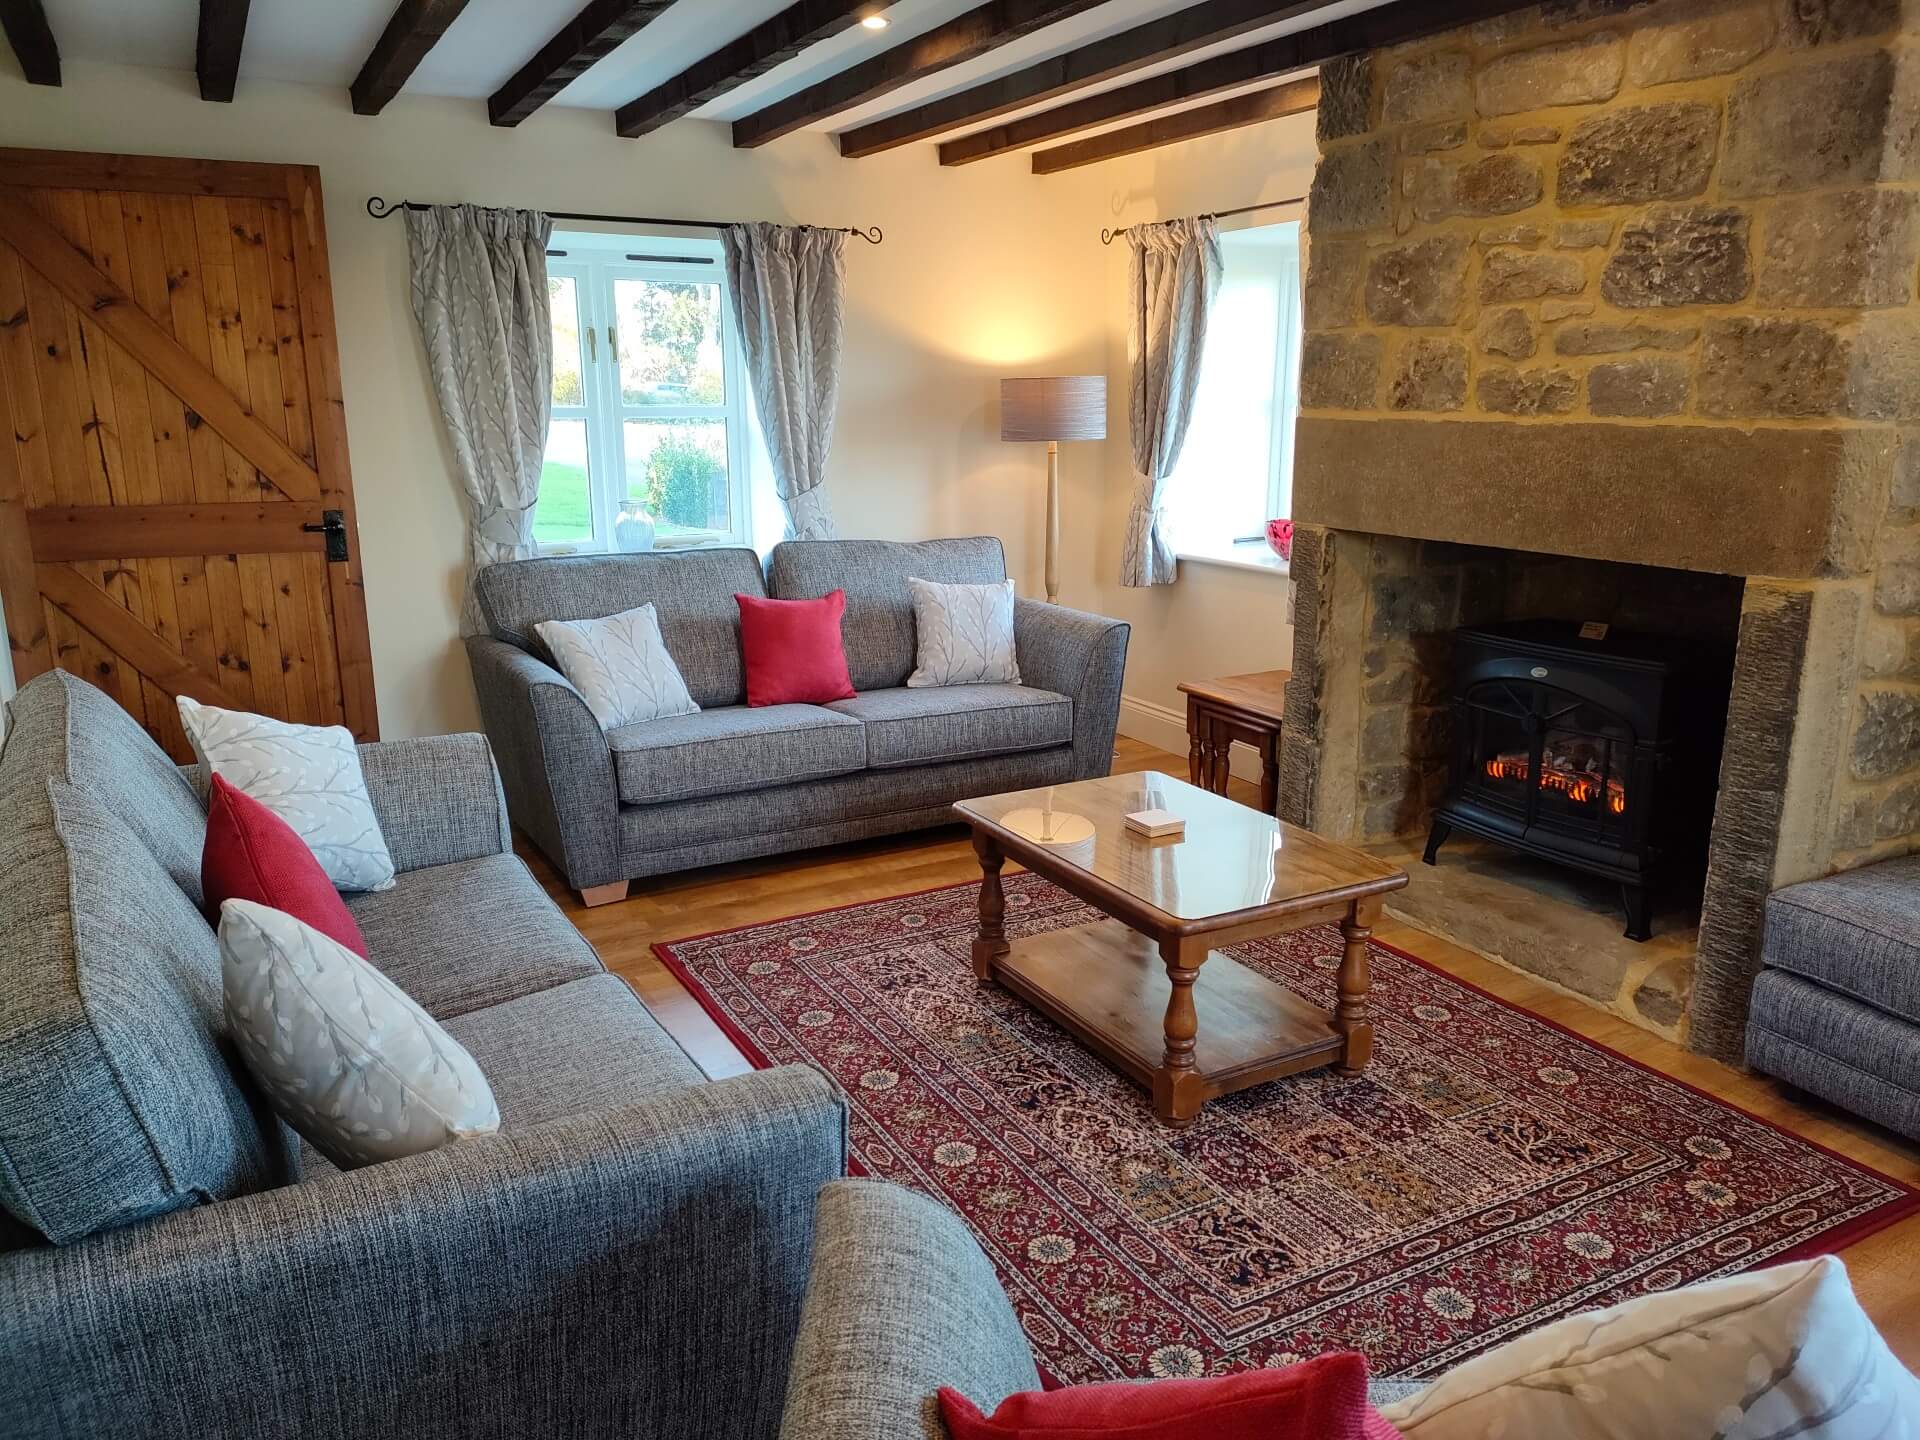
1284;0;1920;1063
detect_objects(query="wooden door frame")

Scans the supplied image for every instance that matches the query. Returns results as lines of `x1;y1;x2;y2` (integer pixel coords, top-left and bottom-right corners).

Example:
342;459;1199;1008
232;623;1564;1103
0;147;377;740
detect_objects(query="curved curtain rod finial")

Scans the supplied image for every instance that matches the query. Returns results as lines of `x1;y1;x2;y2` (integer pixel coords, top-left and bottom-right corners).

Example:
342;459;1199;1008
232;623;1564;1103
366;195;403;219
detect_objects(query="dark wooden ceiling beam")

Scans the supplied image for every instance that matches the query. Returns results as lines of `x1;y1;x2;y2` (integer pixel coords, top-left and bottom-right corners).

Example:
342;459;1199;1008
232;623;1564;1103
351;0;475;116
731;0;1107;150
839;0;1336;159
0;0;59;86
616;0;876;139
942;0;1542;165
1031;73;1319;173
490;0;676;127
196;0;251;102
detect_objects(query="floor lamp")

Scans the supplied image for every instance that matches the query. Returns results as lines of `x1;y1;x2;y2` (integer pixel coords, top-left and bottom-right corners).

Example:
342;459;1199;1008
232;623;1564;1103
1000;376;1107;605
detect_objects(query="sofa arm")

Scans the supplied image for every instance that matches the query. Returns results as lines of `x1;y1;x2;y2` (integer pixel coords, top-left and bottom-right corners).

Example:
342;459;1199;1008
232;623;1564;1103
465;634;623;890
1;1066;848;1440
1014;599;1131;780
780;1180;1041;1440
356;732;511;873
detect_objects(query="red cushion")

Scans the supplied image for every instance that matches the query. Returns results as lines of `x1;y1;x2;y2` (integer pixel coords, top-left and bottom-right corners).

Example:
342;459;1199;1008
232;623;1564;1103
938;1352;1402;1440
202;774;369;958
735;589;856;707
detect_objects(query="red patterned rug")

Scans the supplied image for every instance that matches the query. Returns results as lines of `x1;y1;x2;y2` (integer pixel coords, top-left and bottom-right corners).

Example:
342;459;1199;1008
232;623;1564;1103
656;874;1918;1383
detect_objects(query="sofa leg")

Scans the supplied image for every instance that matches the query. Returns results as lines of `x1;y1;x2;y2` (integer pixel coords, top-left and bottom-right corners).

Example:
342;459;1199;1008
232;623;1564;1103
579;881;630;908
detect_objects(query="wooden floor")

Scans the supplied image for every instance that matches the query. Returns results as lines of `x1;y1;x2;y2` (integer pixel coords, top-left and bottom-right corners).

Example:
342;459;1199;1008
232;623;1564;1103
522;736;1920;1366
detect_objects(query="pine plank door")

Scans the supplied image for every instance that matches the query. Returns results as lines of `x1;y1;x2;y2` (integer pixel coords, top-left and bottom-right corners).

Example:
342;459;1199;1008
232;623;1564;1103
0;148;376;760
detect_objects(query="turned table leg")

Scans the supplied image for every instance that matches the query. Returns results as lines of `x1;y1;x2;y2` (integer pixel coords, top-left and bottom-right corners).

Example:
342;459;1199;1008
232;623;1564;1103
1259;732;1280;816
971;830;1010;981
1209;719;1232;794
1186;697;1205;786
1335;898;1378;1076
1153;936;1207;1126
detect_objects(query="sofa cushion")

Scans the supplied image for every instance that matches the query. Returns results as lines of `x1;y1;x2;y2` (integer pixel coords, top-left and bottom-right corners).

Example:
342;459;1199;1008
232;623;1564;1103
1763;857;1920;1025
346;853;604;1020
535;602;700;730
2;670;208;903
443;974;705;1125
826;685;1072;769
737;590;856;707
618;747;1077;859
474;548;768;709
220;899;500;1170
296;974;705;1174
609;704;866;806
203;774;370;958
766;537;1007;692
1380;1255;1919;1438
1747;970;1919;1139
0;779;295;1244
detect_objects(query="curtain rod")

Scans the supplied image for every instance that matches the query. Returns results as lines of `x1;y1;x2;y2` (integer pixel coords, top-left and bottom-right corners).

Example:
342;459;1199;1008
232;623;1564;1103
365;196;883;244
1100;195;1307;245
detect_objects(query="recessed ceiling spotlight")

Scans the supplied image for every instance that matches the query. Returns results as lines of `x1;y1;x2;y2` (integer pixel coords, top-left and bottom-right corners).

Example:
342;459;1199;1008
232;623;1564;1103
861;12;891;29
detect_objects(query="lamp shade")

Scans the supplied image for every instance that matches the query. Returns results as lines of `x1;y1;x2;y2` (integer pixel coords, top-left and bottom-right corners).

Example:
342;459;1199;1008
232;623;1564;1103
1000;376;1107;443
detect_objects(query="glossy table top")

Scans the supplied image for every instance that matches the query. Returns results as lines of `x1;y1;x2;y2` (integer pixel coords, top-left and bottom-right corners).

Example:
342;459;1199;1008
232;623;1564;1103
1175;669;1291;719
955;771;1405;923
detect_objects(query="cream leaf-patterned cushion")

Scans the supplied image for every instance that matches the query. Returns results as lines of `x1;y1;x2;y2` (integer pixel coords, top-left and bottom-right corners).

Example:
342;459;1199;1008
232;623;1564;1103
906;576;1021;688
1382;1255;1920;1439
176;696;396;892
535;602;699;731
219;899;499;1170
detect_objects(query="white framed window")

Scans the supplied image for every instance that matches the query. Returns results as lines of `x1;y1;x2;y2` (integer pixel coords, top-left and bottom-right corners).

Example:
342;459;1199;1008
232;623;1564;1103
1163;221;1304;572
536;231;756;553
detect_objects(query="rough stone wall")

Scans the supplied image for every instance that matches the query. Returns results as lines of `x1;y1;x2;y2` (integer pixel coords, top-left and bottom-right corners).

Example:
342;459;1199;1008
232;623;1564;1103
1301;0;1920;879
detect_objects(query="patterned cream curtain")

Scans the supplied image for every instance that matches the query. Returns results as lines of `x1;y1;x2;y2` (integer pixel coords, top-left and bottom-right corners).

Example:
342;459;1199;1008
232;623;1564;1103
405;205;554;634
1121;217;1222;588
721;223;845;541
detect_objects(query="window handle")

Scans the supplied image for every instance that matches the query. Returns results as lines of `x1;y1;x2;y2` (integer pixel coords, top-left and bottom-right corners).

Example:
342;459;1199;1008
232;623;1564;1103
607;325;618;364
586;328;596;362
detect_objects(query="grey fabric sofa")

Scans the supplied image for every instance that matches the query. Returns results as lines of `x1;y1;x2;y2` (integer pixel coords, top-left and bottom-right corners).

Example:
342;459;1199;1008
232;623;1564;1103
466;536;1130;902
0;670;849;1440
1747;856;1920;1140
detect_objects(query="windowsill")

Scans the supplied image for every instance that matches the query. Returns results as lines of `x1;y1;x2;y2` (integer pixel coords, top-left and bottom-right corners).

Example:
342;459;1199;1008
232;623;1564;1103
535;536;744;558
1174;540;1291;577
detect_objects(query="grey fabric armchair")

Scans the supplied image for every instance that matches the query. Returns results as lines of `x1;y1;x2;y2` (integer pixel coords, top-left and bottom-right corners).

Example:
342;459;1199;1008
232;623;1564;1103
0;671;848;1440
6;1072;845;1440
467;537;1131;904
1747;856;1920;1140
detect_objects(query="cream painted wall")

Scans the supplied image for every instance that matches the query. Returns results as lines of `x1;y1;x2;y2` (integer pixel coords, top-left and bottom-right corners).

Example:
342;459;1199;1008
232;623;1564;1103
1047;114;1315;776
0;61;1302;757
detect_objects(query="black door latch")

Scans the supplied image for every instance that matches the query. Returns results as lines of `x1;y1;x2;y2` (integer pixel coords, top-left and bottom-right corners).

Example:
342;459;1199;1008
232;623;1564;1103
302;509;349;562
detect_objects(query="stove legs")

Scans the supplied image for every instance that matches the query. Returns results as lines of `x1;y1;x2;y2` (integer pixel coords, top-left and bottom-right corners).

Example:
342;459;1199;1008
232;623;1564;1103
1422;820;1452;866
1621;882;1652;943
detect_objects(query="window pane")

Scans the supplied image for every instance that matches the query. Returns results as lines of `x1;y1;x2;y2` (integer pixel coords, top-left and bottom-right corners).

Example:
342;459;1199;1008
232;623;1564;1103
1166;225;1299;554
549;275;584;407
622;419;730;536
614;277;724;406
535;418;593;546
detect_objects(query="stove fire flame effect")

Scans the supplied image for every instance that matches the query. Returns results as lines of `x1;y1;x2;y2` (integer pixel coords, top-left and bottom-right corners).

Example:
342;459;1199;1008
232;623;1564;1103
1485;752;1627;815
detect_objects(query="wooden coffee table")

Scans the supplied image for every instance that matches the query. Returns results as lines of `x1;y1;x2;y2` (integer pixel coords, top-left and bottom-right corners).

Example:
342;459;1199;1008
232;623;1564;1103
954;772;1408;1127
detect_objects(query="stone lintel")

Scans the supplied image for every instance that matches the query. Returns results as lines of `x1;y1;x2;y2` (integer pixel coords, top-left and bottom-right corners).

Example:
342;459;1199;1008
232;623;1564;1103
1294;417;1894;580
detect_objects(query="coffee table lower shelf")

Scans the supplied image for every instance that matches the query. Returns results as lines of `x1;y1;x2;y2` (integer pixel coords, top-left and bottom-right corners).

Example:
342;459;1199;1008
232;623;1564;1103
982;917;1345;1124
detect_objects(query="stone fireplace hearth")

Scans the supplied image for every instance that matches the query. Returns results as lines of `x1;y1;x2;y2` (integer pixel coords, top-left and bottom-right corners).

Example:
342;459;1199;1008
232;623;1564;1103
1284;0;1920;1062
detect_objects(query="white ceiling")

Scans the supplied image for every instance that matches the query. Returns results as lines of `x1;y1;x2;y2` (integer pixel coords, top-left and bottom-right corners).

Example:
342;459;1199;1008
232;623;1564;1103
40;0;1390;139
